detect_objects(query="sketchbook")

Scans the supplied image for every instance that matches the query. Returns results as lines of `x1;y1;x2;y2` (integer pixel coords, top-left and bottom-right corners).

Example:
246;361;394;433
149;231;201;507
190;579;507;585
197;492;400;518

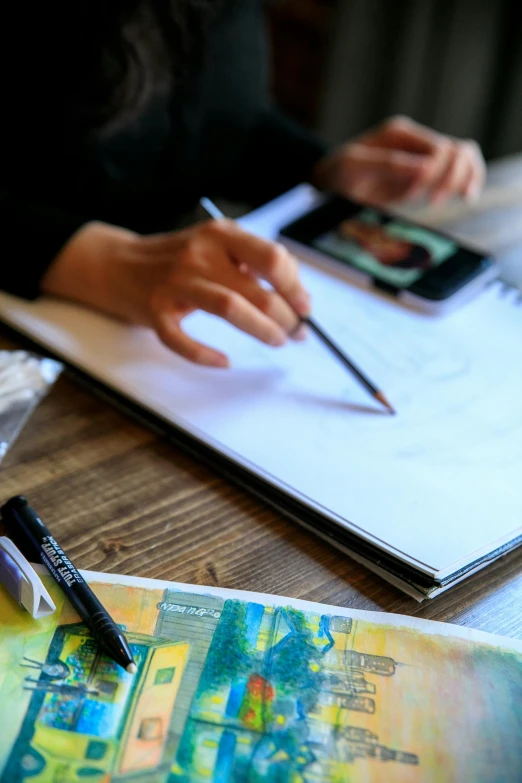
0;187;521;599
1;569;521;782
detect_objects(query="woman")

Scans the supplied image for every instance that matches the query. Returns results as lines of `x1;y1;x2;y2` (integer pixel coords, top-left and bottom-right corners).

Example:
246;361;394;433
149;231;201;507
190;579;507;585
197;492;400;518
2;1;485;367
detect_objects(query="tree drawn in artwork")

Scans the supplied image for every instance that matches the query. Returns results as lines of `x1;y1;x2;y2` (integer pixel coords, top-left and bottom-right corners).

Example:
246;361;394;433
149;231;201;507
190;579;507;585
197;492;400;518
268;607;325;713
198;600;251;692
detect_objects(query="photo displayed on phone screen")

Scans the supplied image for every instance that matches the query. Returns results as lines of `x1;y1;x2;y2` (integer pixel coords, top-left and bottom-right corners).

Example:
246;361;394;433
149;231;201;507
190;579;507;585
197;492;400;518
314;208;458;289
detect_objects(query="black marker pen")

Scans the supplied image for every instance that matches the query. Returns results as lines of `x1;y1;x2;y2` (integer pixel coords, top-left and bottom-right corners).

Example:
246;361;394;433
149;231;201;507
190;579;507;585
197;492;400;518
1;496;136;674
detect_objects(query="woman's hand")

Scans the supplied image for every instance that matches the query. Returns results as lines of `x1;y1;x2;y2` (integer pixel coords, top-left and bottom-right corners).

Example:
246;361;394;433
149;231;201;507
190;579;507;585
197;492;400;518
42;219;311;367
314;115;486;207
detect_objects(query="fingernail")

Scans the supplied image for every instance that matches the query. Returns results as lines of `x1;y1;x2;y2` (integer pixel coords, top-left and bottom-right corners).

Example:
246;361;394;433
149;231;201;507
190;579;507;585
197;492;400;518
293;293;311;317
467;184;481;203
291;324;308;342
213;354;230;368
269;330;287;347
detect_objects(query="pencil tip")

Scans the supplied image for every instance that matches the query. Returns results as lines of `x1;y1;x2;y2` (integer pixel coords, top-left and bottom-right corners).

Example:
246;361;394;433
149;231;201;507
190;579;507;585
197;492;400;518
375;391;396;415
127;662;138;674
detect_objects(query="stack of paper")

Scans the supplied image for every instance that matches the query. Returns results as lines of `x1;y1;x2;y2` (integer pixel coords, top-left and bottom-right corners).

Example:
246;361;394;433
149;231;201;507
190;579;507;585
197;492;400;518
0;187;520;598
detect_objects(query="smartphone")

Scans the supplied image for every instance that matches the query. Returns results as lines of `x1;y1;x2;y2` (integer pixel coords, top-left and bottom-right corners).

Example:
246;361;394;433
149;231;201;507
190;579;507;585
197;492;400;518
279;197;497;314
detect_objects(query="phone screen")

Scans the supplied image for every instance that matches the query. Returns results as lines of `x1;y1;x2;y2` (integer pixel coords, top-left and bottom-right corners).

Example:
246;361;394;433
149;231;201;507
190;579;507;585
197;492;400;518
313;208;458;289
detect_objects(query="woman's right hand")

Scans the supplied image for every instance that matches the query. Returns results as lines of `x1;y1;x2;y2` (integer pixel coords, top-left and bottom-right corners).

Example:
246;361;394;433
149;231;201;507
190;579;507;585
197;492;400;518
42;219;311;367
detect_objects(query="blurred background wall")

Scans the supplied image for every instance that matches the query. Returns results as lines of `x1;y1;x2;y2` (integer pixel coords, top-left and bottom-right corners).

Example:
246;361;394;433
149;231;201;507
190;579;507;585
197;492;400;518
268;0;522;160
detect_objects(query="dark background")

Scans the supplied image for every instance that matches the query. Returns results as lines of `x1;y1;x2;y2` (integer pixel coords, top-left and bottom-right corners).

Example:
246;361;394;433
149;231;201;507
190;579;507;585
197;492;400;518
268;0;522;160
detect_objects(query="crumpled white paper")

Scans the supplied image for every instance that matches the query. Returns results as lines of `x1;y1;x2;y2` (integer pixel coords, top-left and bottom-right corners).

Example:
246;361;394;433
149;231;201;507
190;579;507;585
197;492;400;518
0;350;63;462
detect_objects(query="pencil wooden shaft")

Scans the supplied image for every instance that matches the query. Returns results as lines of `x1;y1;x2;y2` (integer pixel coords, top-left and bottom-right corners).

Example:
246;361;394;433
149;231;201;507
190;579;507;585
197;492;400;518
305;317;379;396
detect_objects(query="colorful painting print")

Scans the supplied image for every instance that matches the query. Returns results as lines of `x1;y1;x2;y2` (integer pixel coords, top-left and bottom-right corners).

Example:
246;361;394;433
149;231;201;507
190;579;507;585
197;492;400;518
0;572;521;782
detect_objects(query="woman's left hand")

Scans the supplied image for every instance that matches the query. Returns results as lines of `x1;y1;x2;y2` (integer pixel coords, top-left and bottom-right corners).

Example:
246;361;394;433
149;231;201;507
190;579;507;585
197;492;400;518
313;115;486;207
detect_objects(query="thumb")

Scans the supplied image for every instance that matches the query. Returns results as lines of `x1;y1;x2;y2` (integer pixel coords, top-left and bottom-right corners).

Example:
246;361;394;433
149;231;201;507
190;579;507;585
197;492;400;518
333;144;430;205
345;144;429;176
314;144;428;199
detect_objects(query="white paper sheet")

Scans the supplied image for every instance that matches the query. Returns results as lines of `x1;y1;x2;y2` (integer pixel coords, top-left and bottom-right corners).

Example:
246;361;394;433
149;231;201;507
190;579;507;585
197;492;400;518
0;186;520;582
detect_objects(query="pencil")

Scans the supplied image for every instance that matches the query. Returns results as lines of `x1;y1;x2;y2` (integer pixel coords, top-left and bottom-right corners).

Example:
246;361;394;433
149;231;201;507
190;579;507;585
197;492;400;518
199;197;396;414
303;318;395;414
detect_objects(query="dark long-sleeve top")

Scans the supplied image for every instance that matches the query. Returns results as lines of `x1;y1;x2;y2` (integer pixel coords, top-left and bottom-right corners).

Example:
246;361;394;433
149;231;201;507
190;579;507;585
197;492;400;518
1;0;327;299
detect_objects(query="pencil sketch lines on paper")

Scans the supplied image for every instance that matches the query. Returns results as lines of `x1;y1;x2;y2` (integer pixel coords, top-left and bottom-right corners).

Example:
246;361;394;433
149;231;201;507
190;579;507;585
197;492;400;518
327;305;471;382
397;384;522;468
1;585;419;782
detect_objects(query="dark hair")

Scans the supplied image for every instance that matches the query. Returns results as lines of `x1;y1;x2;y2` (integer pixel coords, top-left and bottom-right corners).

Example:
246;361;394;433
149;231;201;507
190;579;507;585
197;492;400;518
68;0;221;128
396;245;432;270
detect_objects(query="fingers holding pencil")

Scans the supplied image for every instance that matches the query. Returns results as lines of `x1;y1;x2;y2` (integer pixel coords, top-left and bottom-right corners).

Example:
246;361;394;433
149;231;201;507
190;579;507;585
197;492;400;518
199;198;396;414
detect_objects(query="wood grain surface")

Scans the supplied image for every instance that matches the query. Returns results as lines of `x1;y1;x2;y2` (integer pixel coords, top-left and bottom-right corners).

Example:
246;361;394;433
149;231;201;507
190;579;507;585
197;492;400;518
1;337;521;639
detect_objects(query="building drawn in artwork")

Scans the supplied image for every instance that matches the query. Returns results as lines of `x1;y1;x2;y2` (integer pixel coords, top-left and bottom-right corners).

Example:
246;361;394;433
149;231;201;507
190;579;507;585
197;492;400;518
337;726;420;765
4;623;189;782
2;589;419;782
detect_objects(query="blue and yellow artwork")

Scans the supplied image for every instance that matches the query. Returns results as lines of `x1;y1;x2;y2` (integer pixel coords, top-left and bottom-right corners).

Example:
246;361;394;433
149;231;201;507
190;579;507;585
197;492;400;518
0;572;521;782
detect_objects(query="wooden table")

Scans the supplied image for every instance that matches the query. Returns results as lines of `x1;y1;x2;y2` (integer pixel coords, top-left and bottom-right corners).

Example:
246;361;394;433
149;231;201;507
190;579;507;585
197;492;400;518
1;334;521;639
